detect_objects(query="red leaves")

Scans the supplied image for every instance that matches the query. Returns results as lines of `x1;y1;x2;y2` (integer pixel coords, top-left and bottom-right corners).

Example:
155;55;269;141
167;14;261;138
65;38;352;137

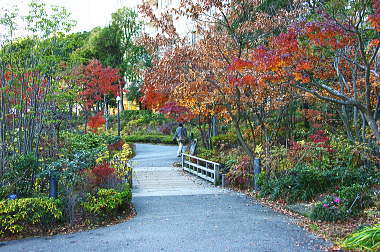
108;140;125;151
369;0;380;31
227;58;254;71
4;71;11;81
92;162;115;178
158;102;193;122
87;112;106;132
303;22;352;50
227;20;353;90
140;83;169;110
79;59;122;108
309;130;334;152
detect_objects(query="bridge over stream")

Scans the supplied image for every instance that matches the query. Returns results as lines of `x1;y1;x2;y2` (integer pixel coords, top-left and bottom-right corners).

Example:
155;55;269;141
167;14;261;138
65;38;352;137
1;143;331;252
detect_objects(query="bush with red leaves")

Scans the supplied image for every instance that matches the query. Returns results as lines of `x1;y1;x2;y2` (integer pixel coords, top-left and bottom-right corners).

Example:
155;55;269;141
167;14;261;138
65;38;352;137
92;162;115;182
107;140;125;151
87;112;106;132
226;156;252;190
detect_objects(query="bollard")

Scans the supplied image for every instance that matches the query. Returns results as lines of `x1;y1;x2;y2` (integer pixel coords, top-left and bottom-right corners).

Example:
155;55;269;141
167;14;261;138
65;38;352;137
253;158;261;191
221;174;226;187
49;176;58;198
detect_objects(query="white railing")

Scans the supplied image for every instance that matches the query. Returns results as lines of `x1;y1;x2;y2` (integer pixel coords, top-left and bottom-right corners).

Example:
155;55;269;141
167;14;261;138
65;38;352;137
181;153;221;185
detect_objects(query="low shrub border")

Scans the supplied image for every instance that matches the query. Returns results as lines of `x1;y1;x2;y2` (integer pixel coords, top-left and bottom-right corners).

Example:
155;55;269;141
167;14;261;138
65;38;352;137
82;184;132;221
123;134;175;144
0;197;63;236
0;138;136;241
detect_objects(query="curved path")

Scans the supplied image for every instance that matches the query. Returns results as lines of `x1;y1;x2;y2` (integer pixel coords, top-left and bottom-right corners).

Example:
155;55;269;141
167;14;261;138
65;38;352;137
1;144;331;251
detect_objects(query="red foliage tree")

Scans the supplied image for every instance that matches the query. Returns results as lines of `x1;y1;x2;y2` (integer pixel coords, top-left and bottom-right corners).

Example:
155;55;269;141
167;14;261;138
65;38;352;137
79;59;123;109
87;112;106;132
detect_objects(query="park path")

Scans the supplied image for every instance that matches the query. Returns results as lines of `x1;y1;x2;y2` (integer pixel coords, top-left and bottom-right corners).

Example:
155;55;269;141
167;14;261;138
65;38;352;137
1;143;331;252
132;144;224;197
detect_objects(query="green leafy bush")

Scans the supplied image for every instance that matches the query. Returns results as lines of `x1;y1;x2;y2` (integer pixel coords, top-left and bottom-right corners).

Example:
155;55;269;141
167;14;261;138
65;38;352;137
123;134;174;144
41;147;105;187
258;165;379;203
0;197;62;235
82;184;132;220
341;224;380;251
211;133;237;150
310;195;347;222
62;131;105;152
323;166;377;188
120;110;168;125
1;153;40;198
338;184;373;215
259;166;327;202
197;148;218;161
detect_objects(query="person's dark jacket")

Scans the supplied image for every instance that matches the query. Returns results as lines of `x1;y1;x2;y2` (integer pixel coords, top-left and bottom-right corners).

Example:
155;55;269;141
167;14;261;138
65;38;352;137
173;126;187;142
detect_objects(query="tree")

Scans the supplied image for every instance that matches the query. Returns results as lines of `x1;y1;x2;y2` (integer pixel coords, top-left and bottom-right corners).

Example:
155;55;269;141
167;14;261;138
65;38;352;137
0;0;76;174
111;7;151;108
77;59;123;131
230;0;380;149
139;0;301;162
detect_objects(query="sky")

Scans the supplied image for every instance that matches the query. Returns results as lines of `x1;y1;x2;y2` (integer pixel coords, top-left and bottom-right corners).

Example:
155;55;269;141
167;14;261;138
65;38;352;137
0;0;139;33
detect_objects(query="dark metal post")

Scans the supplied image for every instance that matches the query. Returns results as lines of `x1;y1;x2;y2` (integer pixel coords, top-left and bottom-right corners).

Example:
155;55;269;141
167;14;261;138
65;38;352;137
49;176;58;198
253;158;261;191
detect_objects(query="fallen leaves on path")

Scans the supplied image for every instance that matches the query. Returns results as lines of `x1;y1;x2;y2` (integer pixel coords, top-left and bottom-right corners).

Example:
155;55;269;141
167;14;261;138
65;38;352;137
242;190;380;251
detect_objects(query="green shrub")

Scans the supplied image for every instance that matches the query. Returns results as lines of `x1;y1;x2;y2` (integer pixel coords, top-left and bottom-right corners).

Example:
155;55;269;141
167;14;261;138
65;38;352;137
322;166;377;188
120;110;168;125
0;197;62;235
211;133;237;150
82;184;132;220
1;153;40;198
258;165;379;203
310;195;347;222
41;147;105;188
338;184;373;214
259;166;327;203
62;131;105;151
341;224;380;251
197;148;218;161
123;134;174;144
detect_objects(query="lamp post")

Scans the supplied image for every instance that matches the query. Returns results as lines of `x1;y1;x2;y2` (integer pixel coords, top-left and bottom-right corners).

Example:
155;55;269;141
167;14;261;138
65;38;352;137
116;96;121;137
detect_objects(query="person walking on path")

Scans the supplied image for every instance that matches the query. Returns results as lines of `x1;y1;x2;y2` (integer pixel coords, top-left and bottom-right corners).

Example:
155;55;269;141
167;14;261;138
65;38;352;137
173;123;187;157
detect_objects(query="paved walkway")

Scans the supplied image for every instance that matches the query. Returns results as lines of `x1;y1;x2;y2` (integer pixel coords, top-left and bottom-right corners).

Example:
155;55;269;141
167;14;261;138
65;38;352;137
133;144;225;197
1;143;331;252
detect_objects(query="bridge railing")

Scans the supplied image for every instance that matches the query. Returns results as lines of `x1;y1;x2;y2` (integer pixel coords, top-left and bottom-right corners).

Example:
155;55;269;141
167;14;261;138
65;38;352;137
181;153;221;185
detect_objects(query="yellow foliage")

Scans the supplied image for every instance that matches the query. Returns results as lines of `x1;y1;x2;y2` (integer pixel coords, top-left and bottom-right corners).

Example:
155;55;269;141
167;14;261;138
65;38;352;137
110;144;134;178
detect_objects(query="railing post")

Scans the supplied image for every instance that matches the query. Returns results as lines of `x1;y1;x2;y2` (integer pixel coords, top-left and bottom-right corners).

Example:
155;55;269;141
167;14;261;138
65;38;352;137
49;176;58;199
214;163;219;185
253;158;261;191
181;153;185;170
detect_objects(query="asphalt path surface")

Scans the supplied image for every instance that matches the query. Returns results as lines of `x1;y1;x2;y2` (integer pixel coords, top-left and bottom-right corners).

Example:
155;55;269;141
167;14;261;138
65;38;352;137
1;143;331;252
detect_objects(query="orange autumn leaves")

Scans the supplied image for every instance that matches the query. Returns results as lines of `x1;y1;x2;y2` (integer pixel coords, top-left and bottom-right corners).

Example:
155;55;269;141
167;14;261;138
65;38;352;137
228;21;354;89
369;0;380;32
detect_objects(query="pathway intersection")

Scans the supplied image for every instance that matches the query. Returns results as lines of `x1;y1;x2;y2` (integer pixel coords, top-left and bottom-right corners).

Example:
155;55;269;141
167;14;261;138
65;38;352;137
1;143;331;252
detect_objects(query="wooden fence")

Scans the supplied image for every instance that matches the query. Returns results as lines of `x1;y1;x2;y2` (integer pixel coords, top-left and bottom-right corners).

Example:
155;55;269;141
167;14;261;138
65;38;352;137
181;153;221;185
